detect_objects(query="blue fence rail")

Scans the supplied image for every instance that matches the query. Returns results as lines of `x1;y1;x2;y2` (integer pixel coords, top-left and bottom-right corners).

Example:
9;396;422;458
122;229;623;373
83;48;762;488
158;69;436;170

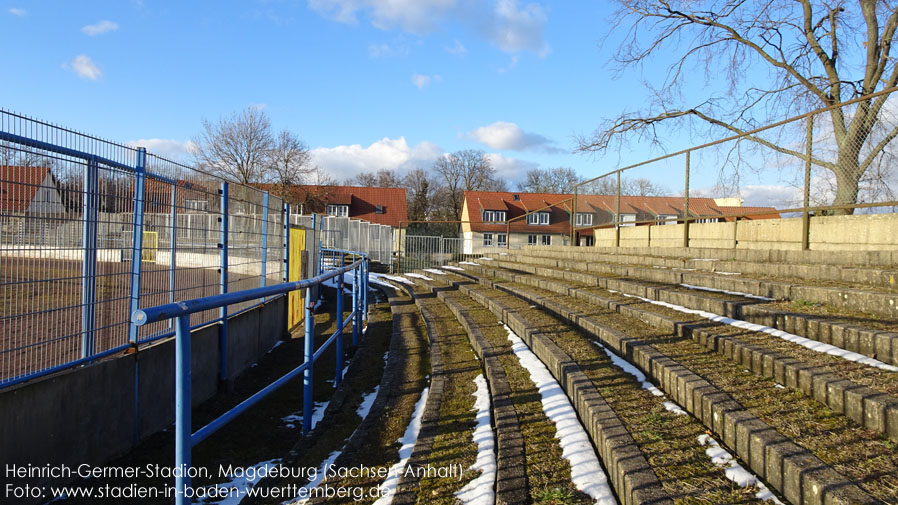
132;250;369;505
0;110;286;388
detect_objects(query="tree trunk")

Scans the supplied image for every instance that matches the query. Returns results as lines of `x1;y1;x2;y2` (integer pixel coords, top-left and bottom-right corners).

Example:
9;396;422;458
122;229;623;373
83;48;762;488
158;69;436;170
830;147;861;216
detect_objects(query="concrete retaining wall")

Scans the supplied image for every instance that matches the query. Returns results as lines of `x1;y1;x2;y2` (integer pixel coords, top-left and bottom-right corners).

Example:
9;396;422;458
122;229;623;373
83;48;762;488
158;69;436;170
589;212;898;252
0;296;286;493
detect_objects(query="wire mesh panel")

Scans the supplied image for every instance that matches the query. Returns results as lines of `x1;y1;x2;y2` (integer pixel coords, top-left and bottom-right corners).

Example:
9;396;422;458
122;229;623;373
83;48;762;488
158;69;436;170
0;110;287;387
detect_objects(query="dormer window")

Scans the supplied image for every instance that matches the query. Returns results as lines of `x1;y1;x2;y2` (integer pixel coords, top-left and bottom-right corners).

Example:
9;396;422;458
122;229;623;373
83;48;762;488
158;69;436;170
513;194;520;201
482;210;506;222
326;204;349;217
375;205;385;214
575;213;593;226
527;211;550;225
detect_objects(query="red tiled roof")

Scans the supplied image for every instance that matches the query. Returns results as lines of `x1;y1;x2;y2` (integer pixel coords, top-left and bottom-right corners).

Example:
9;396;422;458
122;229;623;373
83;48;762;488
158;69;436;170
717;206;781;220
260;185;408;227
463;191;779;233
0;165;52;212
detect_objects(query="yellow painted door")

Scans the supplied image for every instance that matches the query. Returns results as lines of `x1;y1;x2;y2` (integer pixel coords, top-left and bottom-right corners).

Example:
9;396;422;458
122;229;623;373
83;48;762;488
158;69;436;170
288;228;306;329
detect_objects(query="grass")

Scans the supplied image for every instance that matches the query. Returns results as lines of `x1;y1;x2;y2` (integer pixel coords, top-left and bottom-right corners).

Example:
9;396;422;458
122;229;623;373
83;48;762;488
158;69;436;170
487;274;898;504
452;274;769;505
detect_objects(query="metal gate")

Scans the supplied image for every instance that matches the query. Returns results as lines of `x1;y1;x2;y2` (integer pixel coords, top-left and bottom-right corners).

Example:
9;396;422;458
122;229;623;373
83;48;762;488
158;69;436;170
401;235;471;273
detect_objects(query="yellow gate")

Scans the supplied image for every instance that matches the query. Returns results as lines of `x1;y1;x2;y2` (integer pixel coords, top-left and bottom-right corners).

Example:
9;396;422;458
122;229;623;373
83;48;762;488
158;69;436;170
142;231;158;263
288;228;306;329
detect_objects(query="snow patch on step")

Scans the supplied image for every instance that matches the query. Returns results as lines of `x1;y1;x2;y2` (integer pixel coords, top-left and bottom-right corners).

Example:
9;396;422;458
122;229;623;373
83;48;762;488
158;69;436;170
454;374;497;505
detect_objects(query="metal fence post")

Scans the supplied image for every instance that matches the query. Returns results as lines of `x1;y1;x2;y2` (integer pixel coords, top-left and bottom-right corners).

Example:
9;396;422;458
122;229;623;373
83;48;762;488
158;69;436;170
335;275;344;387
283;203;289;284
81;156;99;358
571;186;578;246
169;184;178;328
260;192;269;299
302;288;314;435
219;183;229;382
683;152;691;248
352;266;360;346
174;314;192;505
362;258;368;322
615;172;621;248
128;148;147;344
802;116;813;250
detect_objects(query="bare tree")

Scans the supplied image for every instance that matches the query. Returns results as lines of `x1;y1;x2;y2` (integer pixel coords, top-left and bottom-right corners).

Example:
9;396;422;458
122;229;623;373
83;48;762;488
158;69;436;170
581;0;898;214
435;149;502;221
520;167;582;193
268;130;312;200
193;107;274;185
581;175;669;196
404;168;436;221
350;169;403;188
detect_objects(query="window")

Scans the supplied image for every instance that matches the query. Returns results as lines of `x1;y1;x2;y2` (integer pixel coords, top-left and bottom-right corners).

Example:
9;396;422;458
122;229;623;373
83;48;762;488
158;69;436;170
576;213;593;226
497;233;507;247
580;236;594;247
375;205;385;214
656;214;677;225
186;199;208;211
528;234;537;245
695;217;719;224
482;210;506;222
541;235;551;245
483;233;493;247
527;211;550;225
326;204;349;217
618;214;636;227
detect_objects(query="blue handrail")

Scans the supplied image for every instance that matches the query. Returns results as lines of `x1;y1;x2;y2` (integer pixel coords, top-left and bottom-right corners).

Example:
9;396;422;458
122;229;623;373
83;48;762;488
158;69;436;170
131;249;369;505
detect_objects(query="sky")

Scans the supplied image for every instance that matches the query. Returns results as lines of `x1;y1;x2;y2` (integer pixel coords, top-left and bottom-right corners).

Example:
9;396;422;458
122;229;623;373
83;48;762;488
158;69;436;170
0;0;819;207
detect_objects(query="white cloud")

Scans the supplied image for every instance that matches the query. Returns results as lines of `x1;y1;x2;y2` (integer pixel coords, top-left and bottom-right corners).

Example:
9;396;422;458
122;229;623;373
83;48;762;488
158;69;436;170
8;7;26;16
310;137;443;181
445;39;467;56
411;73;441;89
126;139;197;161
483;0;549;56
308;0;548;56
82;20;119;36
467;121;560;152
485;152;539;182
66;55;102;80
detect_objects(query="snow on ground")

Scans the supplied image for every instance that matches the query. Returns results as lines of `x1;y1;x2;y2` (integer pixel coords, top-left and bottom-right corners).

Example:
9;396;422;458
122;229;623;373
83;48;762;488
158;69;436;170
477;257;495;261
590;341;685;416
504;325;615;505
616;291;898;372
423;268;447;275
282;401;329;430
698;435;784;504
454;374;496;505
441;265;465;271
404;273;434;281
373;387;431;505
204;459;280;505
369;273;415;285
267;339;284;353
459;261;480;265
680;283;775;301
285;385;383;505
715;271;742;276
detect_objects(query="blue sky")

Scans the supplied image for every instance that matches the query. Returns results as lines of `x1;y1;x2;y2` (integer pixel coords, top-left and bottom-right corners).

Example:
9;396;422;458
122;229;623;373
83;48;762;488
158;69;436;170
1;0;802;204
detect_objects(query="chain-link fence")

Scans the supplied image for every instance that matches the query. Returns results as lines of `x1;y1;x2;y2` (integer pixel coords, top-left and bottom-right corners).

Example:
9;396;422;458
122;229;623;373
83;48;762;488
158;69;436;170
0;110;287;387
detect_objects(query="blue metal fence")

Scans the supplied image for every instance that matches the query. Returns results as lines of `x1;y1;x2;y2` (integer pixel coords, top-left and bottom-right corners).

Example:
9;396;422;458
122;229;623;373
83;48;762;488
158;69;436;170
132;250;369;505
0;110;286;387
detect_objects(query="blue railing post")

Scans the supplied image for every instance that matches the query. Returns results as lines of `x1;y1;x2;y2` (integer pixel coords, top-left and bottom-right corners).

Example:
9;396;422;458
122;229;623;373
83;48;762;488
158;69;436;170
169;184;178;328
174;314;192;505
81;156;99;358
219;182;229;382
335;275;344;387
260;192;269;301
362;258;368;322
302;289;314;435
128;148;148;344
352;266;360;346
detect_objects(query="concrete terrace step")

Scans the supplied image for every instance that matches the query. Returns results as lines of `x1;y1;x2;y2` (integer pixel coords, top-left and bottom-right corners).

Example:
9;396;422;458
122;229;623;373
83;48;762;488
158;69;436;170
411;274;671;505
449;266;884;505
488;252;898;320
486;256;898;368
460;262;898;443
394;281;529;505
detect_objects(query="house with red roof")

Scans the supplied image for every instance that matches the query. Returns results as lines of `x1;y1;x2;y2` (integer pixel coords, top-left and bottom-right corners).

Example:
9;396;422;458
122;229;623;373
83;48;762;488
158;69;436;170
267;185;408;228
1;165;67;239
461;190;779;253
